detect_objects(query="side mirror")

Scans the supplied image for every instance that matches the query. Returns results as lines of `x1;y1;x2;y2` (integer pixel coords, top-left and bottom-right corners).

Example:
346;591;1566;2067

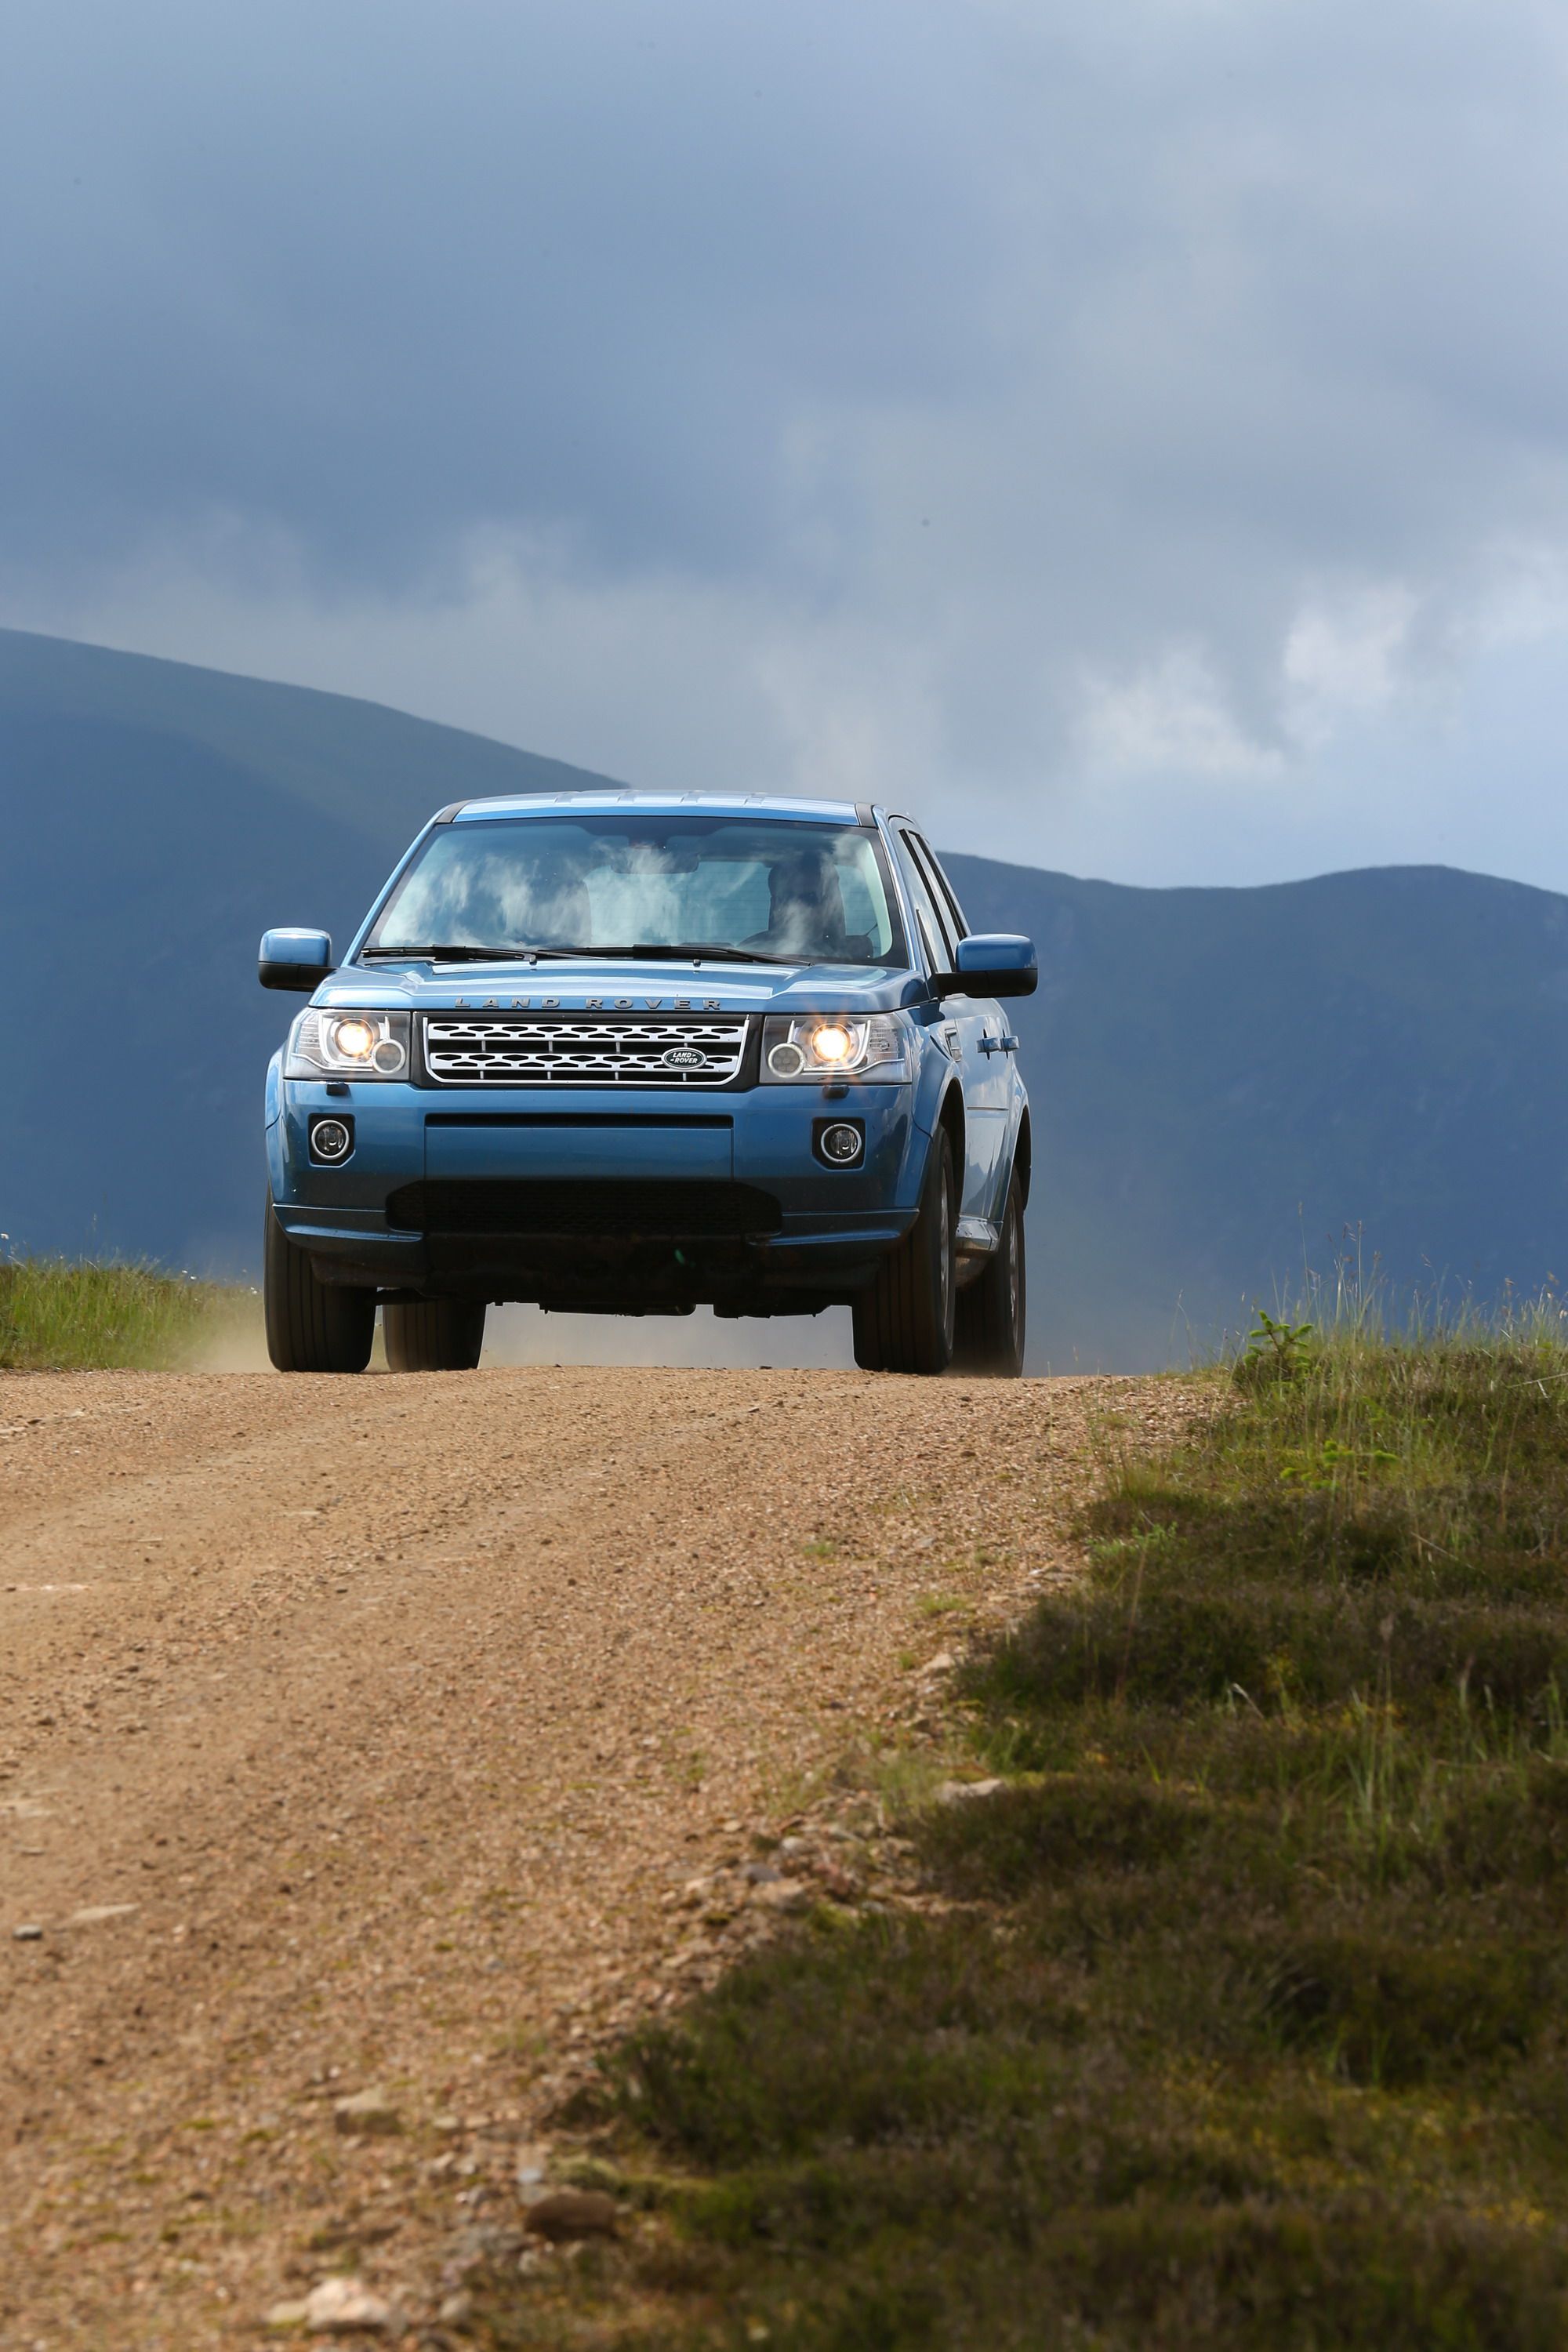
260;927;333;991
937;933;1037;1000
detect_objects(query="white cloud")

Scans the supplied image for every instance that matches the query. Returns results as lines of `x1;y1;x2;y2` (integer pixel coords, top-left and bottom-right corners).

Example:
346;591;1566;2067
1283;584;1420;742
1073;646;1285;781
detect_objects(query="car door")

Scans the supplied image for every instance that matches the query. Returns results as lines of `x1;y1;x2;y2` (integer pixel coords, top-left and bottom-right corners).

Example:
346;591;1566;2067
890;826;1010;1221
907;830;1018;1218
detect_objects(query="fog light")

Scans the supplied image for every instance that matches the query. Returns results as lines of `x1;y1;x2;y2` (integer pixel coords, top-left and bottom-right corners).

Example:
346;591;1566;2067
815;1119;865;1167
310;1115;354;1164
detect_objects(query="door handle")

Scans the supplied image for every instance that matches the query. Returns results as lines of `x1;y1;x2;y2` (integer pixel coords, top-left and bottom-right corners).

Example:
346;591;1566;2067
978;1033;1002;1056
1000;1033;1020;1055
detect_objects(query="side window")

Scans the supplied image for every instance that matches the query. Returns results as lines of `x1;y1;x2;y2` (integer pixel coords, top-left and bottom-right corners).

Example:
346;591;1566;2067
892;829;956;975
907;834;968;944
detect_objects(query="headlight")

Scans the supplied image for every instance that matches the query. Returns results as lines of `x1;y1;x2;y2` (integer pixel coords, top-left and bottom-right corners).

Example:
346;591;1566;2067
760;1011;913;1083
285;1008;412;1080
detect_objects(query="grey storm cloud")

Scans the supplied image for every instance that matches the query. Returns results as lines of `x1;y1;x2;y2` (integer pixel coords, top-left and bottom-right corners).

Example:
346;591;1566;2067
6;0;1568;869
3;0;1000;576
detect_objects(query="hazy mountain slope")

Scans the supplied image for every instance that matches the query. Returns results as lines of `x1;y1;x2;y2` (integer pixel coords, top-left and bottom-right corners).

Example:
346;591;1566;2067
3;628;1563;1365
0;626;615;845
2;710;373;1272
0;630;620;1274
945;855;1568;1363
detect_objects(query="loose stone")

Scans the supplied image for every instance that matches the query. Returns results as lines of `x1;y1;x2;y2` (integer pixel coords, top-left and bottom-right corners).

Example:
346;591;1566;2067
752;1878;811;1913
302;2274;405;2333
522;2189;619;2241
333;2086;404;2136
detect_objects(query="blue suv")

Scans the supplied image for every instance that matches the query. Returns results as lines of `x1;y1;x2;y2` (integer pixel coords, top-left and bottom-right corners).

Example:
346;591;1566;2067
260;794;1036;1377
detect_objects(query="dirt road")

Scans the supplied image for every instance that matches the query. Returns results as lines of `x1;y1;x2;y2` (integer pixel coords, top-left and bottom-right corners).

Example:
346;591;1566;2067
0;1364;1181;2347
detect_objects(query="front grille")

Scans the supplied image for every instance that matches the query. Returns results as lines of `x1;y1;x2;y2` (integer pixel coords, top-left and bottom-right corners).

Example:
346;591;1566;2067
386;1179;783;1240
423;1014;749;1085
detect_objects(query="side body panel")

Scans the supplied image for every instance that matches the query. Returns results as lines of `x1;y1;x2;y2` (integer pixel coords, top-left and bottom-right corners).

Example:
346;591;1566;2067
920;833;1028;1224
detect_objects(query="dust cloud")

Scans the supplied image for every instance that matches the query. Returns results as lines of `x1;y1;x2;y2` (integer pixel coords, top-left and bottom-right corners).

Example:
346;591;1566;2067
485;1302;858;1370
187;1302;271;1374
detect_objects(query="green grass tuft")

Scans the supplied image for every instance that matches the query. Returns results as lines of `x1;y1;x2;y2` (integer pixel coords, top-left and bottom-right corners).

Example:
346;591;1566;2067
0;1257;245;1370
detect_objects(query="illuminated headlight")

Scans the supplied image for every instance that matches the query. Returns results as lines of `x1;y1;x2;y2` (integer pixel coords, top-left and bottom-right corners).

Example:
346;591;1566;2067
760;1011;914;1083
285;1008;412;1080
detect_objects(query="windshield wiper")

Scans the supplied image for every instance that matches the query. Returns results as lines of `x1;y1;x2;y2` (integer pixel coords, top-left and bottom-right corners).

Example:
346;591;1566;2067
626;942;805;966
359;944;586;963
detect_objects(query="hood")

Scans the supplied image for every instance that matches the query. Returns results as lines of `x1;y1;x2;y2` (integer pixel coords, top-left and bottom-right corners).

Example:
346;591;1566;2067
315;956;926;1017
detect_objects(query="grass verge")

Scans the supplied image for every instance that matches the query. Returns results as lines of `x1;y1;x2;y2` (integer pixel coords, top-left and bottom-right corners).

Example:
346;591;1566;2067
0;1258;245;1370
472;1322;1568;2350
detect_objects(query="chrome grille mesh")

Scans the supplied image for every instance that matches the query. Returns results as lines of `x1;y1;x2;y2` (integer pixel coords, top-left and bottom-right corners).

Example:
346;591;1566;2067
423;1014;749;1085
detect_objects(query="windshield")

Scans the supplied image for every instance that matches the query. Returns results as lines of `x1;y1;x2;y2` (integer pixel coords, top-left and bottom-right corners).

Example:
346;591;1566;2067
362;814;908;966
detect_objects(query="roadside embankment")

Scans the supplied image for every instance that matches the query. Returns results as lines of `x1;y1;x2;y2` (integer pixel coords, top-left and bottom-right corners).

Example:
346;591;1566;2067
464;1323;1568;2350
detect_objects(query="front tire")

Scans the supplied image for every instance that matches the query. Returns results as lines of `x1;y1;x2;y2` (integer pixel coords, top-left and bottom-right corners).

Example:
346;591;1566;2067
263;1192;375;1374
952;1173;1026;1377
383;1298;486;1373
852;1129;956;1375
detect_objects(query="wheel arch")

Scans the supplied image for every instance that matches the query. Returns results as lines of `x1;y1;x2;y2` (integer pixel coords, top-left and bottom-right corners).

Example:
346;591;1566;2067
1012;1109;1032;1207
935;1076;966;1181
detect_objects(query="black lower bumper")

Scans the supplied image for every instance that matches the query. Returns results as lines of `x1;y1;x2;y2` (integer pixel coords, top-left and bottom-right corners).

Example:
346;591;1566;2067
278;1180;906;1312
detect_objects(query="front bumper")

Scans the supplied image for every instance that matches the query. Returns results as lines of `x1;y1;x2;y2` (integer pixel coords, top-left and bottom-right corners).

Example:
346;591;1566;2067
267;1076;928;1308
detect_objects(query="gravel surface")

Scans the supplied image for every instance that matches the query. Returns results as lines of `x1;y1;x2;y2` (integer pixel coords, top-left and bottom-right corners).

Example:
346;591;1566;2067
0;1364;1202;2347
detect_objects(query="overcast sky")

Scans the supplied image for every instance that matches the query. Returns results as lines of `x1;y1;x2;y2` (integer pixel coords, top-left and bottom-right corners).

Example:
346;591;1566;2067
5;0;1568;887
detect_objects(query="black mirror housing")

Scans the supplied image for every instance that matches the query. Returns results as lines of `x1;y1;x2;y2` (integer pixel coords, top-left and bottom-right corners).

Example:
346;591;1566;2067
936;932;1037;1000
260;927;334;991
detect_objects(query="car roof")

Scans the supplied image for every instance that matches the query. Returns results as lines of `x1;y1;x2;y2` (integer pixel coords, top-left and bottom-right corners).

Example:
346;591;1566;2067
445;790;870;826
